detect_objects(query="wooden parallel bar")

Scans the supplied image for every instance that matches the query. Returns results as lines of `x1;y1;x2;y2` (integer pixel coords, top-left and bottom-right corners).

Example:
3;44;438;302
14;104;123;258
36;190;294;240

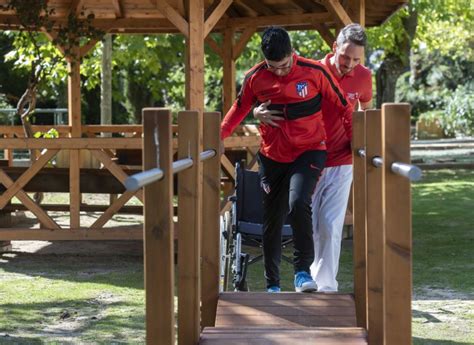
0;226;143;241
352;111;367;328
365;109;385;344
201;112;222;328
178;110;203;345
382;104;412;345
143;109;175;345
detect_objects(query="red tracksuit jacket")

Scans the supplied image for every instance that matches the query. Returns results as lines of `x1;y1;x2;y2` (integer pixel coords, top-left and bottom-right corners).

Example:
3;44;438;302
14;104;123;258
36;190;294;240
221;53;353;163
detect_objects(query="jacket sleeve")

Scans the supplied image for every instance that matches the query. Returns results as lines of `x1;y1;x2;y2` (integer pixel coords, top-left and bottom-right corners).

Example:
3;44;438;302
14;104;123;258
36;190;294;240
220;74;256;140
315;66;353;140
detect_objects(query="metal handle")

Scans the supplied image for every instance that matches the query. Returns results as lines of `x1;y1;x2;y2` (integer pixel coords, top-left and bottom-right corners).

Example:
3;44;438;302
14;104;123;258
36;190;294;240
391;162;422;181
125;149;216;191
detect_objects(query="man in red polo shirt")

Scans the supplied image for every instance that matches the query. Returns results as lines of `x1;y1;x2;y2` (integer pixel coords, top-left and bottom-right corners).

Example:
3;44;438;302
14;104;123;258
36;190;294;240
221;26;353;293
310;23;373;292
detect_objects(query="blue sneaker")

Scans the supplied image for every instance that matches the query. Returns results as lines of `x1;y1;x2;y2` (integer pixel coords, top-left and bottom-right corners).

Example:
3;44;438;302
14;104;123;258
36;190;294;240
294;271;317;292
267;286;281;293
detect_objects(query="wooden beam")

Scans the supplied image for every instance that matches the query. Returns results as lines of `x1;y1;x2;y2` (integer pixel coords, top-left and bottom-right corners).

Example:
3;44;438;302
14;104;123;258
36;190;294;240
185;0;205;112
205;35;224;59
79;39;100;58
383;103;412;345
90;190;140;228
201;112;222;328
223;27;236;113
111;0;123;18
204;0;233;38
152;0;189;37
89;149;144;202
227;12;331;28
178;110;203;345
143;109;175;345
352;111;367;329
323;0;352;26
232;25;256;60
365;109;385;345
70;0;84;15
0;170;60;230
42;31;67;57
0;138;142;149
0;226;143;241
313;22;335;47
0;150;59;209
239;0;276;15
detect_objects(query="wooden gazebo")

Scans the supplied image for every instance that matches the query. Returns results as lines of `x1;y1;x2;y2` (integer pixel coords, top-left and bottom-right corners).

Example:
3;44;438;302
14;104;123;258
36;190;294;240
0;0;407;232
0;2;411;345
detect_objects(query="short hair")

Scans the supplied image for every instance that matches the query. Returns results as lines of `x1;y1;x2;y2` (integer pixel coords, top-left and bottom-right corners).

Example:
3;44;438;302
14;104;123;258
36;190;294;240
261;26;292;61
336;23;367;48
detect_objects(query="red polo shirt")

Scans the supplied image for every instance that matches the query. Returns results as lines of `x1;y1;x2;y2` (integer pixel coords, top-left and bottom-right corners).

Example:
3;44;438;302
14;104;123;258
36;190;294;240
321;53;372;167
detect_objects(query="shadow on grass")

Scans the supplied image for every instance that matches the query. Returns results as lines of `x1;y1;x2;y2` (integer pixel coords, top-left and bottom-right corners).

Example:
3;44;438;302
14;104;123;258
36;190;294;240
0;251;144;290
0;299;144;343
413;337;473;345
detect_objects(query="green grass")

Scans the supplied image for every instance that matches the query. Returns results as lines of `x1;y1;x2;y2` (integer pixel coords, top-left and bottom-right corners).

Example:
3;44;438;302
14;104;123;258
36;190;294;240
0;169;473;344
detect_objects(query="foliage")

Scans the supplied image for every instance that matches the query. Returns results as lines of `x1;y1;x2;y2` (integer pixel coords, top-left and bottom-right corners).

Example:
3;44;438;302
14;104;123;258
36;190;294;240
33;127;59;139
442;83;474;137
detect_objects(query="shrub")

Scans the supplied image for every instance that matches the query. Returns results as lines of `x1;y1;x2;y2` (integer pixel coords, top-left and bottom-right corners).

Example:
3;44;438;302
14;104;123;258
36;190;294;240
442;83;474;137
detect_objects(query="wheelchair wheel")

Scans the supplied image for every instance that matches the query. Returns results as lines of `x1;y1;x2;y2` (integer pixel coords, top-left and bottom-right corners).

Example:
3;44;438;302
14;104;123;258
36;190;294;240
219;211;232;291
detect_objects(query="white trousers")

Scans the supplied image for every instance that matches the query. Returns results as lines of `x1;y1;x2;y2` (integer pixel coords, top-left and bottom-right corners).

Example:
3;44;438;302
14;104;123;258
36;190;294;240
310;164;353;291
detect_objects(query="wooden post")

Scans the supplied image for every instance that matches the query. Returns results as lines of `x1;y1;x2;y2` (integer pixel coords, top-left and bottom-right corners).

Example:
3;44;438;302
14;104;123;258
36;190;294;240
68;56;81;229
365;109;385;344
201;112;221;328
178;111;202;345
222;27;236;114
185;0;205;113
352;111;367;328
383;103;412;345
143;108;175;345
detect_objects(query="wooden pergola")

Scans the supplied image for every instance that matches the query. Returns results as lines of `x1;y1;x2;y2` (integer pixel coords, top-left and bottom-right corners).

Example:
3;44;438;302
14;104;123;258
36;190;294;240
0;0;406;230
0;2;412;345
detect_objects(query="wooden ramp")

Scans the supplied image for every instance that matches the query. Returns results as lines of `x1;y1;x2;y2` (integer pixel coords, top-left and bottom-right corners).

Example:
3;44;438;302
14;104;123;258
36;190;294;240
199;292;368;344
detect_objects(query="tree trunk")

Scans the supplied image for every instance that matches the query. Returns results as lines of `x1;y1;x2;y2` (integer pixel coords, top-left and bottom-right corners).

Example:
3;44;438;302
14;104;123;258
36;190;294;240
101;34;113;135
375;5;418;107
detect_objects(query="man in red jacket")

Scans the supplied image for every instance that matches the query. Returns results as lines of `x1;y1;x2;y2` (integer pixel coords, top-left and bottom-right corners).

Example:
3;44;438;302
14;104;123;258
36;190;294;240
310;23;373;292
221;26;353;292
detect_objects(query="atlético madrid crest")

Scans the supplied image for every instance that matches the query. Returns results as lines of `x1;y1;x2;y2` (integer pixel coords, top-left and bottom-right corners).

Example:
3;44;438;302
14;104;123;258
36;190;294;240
296;81;308;98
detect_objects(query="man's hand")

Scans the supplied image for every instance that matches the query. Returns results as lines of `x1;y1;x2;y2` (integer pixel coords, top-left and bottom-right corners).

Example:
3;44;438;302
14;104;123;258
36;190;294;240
253;100;283;127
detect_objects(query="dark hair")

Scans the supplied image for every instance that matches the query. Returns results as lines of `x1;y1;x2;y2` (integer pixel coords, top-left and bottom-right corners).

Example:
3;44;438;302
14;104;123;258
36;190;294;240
336;23;367;47
261;26;292;61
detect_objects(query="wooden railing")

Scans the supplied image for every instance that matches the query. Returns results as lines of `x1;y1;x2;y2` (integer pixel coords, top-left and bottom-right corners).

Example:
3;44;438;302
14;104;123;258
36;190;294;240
0;122;260;239
135;108;221;345
352;103;414;345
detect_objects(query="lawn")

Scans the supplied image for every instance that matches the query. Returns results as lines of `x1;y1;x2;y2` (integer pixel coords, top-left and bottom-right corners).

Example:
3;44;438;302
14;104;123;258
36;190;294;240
0;169;473;344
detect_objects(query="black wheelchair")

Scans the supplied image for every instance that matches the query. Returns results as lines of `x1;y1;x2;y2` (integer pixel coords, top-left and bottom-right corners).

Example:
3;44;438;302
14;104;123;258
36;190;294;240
219;162;293;291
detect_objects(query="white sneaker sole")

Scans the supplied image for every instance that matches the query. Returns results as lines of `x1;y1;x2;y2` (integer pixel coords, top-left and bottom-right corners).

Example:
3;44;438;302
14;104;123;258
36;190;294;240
295;282;317;293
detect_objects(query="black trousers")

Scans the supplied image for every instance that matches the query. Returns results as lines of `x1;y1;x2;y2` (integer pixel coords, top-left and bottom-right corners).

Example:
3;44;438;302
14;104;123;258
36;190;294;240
258;150;326;288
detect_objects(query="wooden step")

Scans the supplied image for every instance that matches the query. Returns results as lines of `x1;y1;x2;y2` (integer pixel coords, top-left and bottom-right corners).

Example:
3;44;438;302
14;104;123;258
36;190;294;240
215;292;357;328
199;327;368;344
